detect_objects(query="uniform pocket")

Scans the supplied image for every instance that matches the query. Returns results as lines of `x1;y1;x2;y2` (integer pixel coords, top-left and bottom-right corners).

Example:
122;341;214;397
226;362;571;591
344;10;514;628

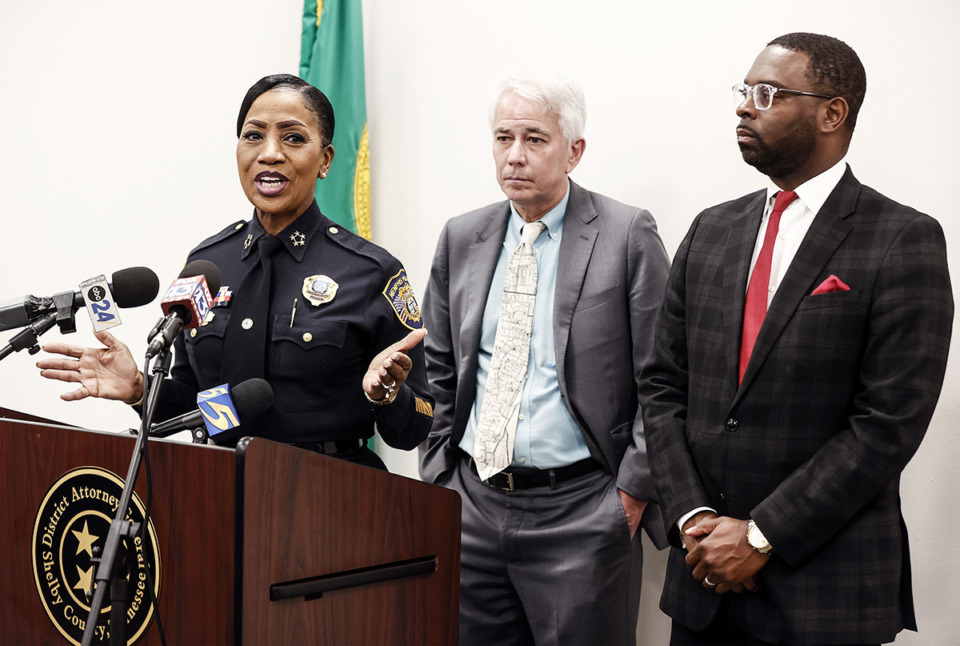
184;313;229;387
271;319;354;411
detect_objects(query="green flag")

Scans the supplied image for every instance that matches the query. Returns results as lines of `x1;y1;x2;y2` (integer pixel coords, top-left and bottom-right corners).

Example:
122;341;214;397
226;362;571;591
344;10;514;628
300;0;371;239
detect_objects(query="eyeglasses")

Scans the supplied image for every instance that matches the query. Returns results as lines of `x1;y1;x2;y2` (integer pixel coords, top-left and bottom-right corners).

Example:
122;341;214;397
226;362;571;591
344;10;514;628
732;82;833;111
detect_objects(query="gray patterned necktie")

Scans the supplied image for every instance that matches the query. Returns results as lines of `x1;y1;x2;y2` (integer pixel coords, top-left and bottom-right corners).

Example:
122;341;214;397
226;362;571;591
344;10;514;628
474;220;545;480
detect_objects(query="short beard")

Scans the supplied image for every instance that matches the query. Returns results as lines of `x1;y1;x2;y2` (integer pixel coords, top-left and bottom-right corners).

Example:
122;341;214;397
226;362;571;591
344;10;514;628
739;121;817;179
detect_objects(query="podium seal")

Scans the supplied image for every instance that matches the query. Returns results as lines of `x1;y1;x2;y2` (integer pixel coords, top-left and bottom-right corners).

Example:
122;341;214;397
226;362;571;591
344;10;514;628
31;466;161;645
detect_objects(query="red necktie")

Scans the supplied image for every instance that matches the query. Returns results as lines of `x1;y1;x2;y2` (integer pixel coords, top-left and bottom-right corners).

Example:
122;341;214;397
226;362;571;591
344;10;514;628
739;190;798;384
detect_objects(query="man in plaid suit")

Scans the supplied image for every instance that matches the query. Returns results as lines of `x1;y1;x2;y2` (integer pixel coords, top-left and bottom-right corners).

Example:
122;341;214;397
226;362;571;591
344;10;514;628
642;33;953;644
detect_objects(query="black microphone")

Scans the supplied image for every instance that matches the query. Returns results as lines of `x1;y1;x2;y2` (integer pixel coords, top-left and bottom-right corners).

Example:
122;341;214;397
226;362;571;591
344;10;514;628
146;260;221;358
0;267;160;332
149;378;274;441
72;266;160;310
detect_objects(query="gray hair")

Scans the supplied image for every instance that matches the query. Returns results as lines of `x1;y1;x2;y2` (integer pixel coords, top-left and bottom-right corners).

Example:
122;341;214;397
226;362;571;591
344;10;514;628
490;71;587;144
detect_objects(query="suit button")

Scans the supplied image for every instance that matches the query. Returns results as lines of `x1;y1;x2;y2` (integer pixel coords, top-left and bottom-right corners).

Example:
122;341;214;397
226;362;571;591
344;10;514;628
725;418;739;432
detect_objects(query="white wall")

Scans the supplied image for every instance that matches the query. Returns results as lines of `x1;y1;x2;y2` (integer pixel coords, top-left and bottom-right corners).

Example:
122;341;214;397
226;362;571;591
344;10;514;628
1;2;957;643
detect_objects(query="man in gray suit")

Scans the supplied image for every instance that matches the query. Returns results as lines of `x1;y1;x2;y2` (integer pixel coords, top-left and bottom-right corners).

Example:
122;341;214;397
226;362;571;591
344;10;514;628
419;71;670;645
642;33;953;644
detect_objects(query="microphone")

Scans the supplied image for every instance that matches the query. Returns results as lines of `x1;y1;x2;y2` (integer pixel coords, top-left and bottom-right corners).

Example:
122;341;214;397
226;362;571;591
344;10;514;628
146;260;221;358
149;378;274;443
0;267;160;333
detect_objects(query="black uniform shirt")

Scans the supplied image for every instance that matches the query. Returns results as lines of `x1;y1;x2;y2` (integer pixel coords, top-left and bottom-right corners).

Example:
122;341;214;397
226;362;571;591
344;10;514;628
154;201;433;449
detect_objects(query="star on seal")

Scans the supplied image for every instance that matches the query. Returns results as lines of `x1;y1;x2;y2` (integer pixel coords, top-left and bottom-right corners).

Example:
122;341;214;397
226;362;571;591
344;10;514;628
290;231;306;247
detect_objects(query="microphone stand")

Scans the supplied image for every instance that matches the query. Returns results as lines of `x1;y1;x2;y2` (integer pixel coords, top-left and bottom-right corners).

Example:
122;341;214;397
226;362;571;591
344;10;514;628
0;291;79;362
80;346;172;646
131;424;210;444
0;311;57;361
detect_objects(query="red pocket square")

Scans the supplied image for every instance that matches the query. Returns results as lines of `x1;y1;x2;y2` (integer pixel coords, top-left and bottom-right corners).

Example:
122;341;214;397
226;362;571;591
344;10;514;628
811;275;851;295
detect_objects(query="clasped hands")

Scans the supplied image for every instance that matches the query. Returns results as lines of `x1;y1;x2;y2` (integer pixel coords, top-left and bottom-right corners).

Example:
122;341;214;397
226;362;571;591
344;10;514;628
682;511;769;595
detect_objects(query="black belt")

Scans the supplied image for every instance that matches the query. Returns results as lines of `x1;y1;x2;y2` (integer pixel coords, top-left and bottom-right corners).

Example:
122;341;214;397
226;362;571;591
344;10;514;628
472;457;602;492
291;438;366;456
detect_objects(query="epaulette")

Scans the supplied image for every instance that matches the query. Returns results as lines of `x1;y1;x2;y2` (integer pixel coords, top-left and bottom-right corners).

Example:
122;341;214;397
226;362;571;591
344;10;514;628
188;219;249;255
321;217;394;269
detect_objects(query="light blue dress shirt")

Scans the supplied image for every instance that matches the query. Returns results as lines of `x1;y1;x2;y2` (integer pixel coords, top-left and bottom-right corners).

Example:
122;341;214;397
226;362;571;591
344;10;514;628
460;182;591;469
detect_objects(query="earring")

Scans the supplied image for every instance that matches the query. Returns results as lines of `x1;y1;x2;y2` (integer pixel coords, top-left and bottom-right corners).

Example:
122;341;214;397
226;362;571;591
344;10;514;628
320;172;327;179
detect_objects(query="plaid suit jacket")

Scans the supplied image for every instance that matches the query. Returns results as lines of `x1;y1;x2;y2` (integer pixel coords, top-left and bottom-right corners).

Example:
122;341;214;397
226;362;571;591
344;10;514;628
642;166;953;644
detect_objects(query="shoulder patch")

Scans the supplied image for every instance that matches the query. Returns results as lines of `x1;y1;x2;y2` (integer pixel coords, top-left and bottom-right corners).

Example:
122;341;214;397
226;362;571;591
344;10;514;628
382;269;423;330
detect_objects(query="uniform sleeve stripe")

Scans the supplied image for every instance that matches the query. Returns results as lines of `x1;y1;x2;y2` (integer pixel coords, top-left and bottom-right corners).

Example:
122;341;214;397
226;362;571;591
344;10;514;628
414;397;433;418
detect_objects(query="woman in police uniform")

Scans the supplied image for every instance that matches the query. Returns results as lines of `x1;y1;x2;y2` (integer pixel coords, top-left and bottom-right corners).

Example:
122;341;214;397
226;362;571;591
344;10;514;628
38;75;433;471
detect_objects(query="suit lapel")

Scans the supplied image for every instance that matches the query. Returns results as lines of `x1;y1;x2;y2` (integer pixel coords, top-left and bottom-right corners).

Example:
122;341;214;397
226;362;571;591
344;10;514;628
723;191;767;393
736;168;859;396
554;182;598;386
462;204;510;368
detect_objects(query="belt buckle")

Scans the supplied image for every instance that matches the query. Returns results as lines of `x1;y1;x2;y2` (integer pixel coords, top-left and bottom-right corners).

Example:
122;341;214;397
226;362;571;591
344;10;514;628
483;471;516;492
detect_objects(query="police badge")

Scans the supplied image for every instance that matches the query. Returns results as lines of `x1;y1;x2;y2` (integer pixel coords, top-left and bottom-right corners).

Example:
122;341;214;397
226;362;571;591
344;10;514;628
302;275;339;306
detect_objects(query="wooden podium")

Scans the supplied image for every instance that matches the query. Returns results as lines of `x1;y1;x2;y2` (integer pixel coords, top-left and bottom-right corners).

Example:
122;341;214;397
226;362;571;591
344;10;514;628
0;408;460;644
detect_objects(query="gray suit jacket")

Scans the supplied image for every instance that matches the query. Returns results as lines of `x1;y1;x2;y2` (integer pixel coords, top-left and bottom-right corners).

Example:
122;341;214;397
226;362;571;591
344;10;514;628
642;167;954;643
419;181;670;547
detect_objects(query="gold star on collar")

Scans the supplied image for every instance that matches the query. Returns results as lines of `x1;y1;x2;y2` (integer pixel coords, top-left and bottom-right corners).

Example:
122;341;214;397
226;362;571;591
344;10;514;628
290;231;306;247
243;233;254;250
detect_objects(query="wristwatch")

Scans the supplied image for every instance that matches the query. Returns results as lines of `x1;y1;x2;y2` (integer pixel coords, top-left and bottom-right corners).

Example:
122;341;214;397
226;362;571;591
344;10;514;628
746;519;773;554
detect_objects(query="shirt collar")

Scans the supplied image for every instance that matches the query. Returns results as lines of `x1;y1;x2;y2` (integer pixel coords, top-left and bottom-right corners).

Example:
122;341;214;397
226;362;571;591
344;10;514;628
764;159;847;216
508;179;570;239
240;201;321;262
